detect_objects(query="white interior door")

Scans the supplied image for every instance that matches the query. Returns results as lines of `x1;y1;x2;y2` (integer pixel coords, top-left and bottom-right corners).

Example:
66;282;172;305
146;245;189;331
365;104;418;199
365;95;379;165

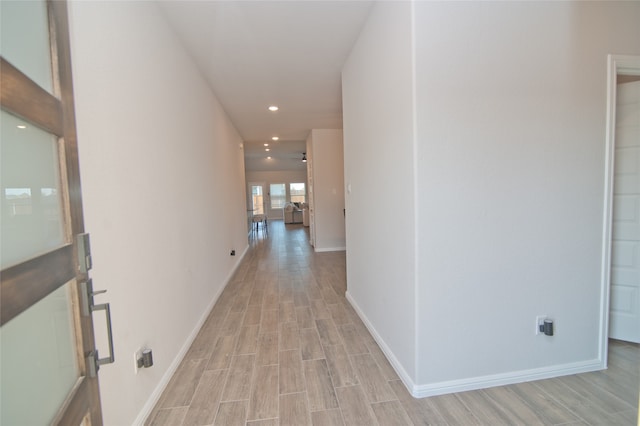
609;80;640;343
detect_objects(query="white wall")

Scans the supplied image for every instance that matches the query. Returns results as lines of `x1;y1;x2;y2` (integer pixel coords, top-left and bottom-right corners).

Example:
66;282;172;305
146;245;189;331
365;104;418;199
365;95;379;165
68;2;248;424
342;0;640;397
342;2;417;381
308;129;346;251
413;1;640;390
245;170;308;220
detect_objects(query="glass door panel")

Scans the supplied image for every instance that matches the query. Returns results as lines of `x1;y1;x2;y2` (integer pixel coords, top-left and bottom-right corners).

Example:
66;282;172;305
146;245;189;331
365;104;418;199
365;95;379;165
0;0;53;93
1;109;66;269
251;184;264;215
0;281;80;425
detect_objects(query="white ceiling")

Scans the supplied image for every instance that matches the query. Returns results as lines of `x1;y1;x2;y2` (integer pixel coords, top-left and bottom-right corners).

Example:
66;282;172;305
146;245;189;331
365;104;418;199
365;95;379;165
157;0;374;172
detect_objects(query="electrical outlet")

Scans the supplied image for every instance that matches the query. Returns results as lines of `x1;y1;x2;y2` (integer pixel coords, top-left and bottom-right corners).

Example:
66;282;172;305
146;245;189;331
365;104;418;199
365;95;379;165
134;349;143;374
535;315;547;335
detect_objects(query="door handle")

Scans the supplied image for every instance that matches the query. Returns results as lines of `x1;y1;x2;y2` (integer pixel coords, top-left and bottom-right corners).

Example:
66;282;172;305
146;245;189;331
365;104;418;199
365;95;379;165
77;233;115;376
80;279;116;376
92;301;115;367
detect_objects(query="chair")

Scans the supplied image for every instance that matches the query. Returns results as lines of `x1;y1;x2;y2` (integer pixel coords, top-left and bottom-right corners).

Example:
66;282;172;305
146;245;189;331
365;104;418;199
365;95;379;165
252;214;267;236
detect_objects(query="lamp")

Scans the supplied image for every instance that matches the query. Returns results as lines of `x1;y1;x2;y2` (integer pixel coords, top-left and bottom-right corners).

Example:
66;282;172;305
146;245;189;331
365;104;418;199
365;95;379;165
302;153;307;162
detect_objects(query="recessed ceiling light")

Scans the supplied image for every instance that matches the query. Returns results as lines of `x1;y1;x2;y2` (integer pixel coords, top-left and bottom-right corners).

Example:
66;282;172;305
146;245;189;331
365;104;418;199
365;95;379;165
17;125;26;129
272;136;279;141
265;148;270;152
268;105;279;112
264;143;269;147
267;156;272;159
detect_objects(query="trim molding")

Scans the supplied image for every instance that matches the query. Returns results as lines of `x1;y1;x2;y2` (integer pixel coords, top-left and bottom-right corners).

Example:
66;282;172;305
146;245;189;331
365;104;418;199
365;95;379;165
345;291;415;393
601;54;640;363
345;290;605;399
410;359;603;398
133;244;250;426
314;246;346;253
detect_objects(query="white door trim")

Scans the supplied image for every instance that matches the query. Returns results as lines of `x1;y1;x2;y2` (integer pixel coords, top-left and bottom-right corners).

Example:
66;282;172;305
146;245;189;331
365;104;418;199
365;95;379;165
600;54;640;365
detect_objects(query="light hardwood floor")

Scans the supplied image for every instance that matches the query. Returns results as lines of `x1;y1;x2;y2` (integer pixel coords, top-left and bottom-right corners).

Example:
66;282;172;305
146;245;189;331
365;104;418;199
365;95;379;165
147;221;639;426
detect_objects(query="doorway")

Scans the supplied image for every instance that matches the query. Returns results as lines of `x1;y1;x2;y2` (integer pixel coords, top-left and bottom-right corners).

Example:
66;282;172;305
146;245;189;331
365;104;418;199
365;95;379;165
603;56;640;357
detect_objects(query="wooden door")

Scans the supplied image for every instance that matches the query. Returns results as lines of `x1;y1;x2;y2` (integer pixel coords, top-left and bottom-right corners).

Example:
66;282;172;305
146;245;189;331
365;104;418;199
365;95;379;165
1;1;105;424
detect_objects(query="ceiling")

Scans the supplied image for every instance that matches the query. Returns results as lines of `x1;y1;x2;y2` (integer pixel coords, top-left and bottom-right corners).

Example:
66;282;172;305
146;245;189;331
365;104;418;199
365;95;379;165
157;1;374;172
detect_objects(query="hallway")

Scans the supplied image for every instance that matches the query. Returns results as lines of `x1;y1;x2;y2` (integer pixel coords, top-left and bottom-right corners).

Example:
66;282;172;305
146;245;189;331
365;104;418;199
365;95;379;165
147;221;638;426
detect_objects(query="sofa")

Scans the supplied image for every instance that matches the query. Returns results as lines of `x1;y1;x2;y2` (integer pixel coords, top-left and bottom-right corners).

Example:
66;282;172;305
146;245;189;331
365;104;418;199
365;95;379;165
284;202;303;224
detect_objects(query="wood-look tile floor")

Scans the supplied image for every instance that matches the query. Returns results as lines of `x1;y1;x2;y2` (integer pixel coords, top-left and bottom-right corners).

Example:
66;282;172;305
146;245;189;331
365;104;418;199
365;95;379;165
147;221;639;426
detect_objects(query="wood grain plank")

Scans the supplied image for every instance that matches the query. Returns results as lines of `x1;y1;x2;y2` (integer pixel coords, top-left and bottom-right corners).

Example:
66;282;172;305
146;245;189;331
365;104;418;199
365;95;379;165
182;369;227;426
323;344;358;388
147;407;188;426
304;359;339;411
337;324;369;355
300;328;325;361
280;392;311;426
214;400;247;426
371;400;414;426
244;305;262;326
293;290;310;307
482;386;546;425
1;245;74;325
296;306;315;329
279;302;296;323
247;418;279;426
560;373;634;413
260;309;279;334
248;365;279;421
207;335;238;370
307;285;324;301
236;325;260;355
428;393;481;425
349;353;395;403
279;321;300;351
531;378;620;425
185;325;221;361
256;332;279;366
310;299;331;320
388;380;447;426
221;355;255;401
316;319;341;346
159;359;207;408
221;311;245;336
280;349;305;394
510;381;581;425
0;57;64;136
335;386;377;426
365;341;399;381
327;303;350;325
310;409;345;426
248;288;264;306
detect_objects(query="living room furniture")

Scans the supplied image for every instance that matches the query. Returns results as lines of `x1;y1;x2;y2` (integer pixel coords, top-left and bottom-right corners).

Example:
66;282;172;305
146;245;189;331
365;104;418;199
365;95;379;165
284;203;303;223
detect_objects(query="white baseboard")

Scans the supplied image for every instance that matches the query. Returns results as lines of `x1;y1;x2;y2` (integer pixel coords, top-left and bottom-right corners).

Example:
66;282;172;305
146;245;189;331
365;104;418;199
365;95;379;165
133;245;249;425
410;359;604;398
344;291;606;399
314;246;346;252
345;291;416;392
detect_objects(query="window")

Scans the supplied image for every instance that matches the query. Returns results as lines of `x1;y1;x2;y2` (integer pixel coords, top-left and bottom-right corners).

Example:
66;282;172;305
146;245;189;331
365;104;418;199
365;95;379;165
270;183;286;209
290;183;306;204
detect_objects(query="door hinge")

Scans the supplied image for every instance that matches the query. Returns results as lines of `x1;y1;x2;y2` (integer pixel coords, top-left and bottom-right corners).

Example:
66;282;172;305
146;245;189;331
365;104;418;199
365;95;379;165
77;233;92;273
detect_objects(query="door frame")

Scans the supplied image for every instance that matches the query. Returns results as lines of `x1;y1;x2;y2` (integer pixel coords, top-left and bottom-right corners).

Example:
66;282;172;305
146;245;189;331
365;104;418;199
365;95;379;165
0;1;103;424
600;54;640;366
